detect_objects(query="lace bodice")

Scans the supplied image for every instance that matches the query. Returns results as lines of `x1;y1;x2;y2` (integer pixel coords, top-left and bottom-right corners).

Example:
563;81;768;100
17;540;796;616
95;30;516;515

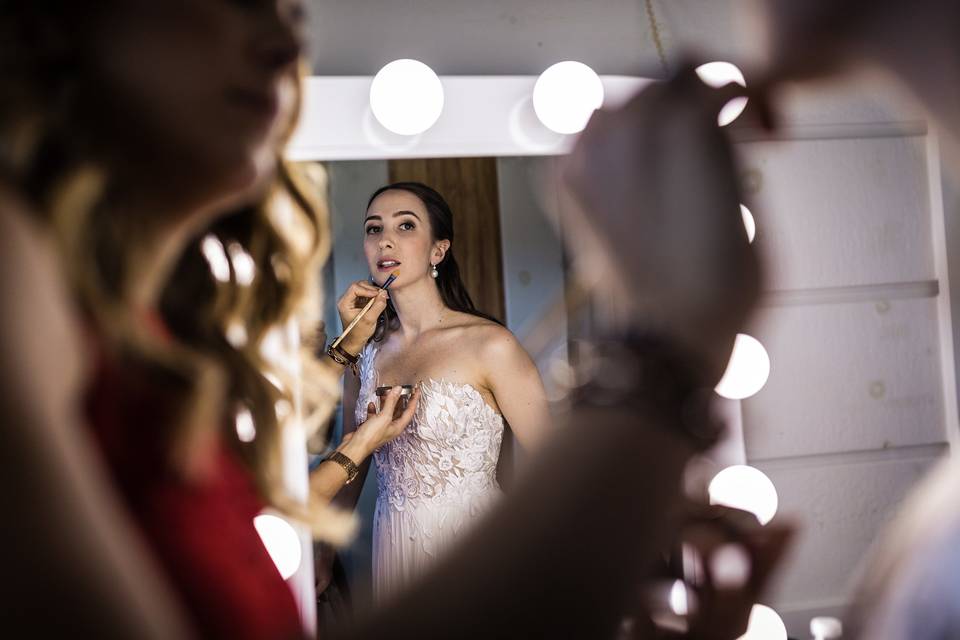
355;342;505;515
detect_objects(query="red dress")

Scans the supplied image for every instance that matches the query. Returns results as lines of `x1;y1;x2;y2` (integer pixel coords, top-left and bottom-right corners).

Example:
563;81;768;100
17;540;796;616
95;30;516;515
84;331;304;640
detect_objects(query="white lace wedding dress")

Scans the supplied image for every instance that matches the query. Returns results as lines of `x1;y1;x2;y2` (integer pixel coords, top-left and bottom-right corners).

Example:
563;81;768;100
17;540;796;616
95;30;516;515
356;342;505;602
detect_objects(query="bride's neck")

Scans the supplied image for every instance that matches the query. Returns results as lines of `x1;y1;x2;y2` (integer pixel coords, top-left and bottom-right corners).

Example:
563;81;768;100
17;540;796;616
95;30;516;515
389;277;449;340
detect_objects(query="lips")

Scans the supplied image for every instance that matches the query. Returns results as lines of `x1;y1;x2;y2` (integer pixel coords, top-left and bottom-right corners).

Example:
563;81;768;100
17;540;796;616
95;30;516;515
377;258;401;272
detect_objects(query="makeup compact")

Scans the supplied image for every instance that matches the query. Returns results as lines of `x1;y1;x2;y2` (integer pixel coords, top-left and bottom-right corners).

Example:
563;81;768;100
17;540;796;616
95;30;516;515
375;385;414;419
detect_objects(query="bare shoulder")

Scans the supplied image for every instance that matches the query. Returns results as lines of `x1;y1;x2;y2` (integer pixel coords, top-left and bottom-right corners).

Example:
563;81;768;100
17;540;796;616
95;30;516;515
443;313;518;352
456;318;535;371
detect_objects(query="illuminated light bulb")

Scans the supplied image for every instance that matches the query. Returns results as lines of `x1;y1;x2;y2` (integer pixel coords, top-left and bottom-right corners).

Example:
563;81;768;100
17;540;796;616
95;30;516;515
274;399;292;421
741;204;756;243
695;61;748;126
235;406;256;442
737;604;787;640
369;59;444;135
253;513;302;580
533;61;605;134
710;543;752;589
810;616;843;640
668;579;689;616
227;242;256;286
225;321;248;348
709;465;779;525
715;333;770;400
201;235;230;283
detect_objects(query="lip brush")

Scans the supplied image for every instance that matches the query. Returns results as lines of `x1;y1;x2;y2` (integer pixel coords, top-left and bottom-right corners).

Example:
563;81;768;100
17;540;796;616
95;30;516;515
331;270;399;349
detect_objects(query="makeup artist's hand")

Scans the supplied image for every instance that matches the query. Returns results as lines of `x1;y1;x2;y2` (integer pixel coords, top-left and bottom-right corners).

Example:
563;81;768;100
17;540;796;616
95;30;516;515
336;280;388;357
341;386;421;459
678;503;795;640
758;0;948;86
558;66;760;383
757;0;960;149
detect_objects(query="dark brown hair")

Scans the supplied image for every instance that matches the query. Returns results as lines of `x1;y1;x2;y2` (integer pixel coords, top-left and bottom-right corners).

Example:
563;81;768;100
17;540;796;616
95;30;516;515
367;181;501;341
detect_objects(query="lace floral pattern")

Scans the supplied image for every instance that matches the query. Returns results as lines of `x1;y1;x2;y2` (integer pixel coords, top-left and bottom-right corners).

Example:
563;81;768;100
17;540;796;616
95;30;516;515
356;342;505;592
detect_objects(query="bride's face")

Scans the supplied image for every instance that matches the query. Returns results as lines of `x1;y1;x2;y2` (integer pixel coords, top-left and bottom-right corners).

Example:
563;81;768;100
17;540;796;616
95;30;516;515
364;190;447;289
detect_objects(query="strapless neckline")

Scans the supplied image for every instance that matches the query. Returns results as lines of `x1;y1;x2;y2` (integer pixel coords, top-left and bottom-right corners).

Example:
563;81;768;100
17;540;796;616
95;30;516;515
376;376;505;423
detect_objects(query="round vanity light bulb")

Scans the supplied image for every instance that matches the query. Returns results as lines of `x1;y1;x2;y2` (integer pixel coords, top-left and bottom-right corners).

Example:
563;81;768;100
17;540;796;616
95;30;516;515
254;513;302;580
668;579;690;616
235;406;256;443
737;604;787;640
715;333;770;400
810;616;843;639
201;235;230;283
227;242;256;286
533;61;605;134
695;61;748;126
370;59;445;135
709;465;779;526
741;204;756;243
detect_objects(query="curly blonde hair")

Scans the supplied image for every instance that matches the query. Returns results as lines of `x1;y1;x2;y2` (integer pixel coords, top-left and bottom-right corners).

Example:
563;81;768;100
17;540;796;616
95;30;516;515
1;2;354;543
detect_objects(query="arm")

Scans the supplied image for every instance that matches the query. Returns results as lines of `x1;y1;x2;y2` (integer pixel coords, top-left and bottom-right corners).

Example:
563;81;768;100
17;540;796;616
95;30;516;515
482;328;551;452
309;384;419;505
311;377;419;594
311;368;367;595
310;281;390;504
328;368;373;510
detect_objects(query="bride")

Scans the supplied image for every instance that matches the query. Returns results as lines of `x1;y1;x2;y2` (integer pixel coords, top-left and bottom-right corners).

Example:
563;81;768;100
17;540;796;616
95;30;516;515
341;181;550;601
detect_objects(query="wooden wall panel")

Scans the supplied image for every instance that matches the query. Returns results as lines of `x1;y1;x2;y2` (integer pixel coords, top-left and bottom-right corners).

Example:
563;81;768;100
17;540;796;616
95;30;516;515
388;157;505;322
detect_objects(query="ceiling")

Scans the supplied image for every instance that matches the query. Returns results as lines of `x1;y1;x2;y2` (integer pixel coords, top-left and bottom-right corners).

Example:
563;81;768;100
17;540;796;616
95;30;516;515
306;0;761;77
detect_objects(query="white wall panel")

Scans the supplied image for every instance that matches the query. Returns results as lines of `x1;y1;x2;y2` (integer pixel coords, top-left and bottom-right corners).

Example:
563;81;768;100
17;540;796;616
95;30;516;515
768;75;925;130
757;451;942;622
744;298;947;460
739;135;935;291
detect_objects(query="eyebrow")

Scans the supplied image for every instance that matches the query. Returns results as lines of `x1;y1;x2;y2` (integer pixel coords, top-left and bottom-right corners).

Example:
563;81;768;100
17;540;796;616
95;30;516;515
364;210;422;223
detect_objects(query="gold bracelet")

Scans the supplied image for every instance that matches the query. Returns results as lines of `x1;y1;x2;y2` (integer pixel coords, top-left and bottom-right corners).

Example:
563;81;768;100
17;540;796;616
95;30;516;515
324;450;360;484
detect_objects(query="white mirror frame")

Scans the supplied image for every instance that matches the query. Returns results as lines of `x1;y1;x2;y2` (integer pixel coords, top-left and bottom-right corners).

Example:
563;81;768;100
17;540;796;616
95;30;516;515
287;75;651;161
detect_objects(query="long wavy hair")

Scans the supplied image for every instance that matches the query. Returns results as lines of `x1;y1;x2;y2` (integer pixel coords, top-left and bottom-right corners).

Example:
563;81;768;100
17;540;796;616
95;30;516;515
367;182;501;342
159;162;354;542
0;2;353;542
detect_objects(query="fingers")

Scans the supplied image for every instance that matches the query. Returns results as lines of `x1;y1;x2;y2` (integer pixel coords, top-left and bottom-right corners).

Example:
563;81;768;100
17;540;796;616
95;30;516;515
337;280;386;310
391;387;421;433
741;522;795;593
366;290;389;318
684;508;795;596
377;385;403;419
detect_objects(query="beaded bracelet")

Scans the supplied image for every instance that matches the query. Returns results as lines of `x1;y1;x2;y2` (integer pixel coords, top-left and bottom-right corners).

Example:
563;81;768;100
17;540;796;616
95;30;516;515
325;342;360;376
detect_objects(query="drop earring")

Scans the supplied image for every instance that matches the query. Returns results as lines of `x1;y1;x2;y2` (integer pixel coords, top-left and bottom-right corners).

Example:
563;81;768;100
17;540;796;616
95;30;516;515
430;264;439;279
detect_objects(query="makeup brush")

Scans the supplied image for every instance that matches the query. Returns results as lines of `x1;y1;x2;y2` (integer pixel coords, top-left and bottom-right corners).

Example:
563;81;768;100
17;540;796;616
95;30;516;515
331;270;399;349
